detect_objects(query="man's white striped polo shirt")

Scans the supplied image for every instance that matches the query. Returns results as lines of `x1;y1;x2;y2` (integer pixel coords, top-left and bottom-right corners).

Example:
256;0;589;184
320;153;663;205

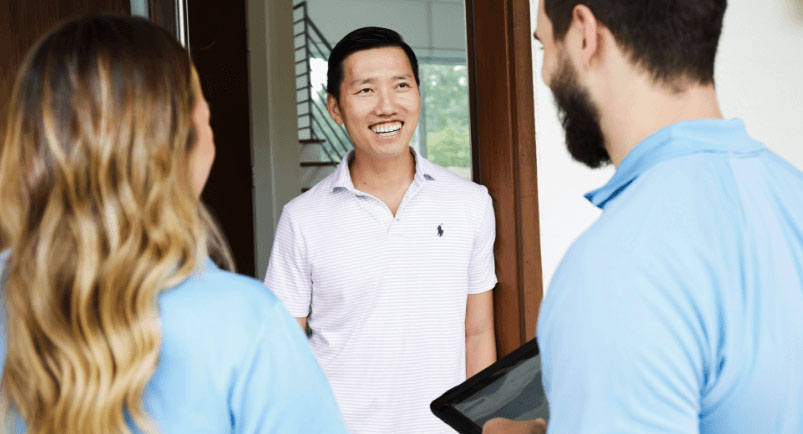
264;149;497;434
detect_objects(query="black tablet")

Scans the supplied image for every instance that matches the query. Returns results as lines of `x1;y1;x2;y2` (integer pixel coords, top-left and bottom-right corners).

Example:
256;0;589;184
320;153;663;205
431;339;549;434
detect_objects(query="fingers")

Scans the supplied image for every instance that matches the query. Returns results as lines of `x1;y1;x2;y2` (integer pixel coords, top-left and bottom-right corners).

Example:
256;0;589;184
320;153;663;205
482;417;512;434
482;417;547;434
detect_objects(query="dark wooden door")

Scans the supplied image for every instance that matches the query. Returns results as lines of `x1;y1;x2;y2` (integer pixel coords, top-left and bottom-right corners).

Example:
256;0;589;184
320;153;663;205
1;0;130;124
187;1;255;276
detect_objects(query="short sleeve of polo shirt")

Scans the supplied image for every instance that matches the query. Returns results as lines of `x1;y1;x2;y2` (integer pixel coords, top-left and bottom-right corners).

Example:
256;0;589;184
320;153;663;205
467;190;497;294
537;246;707;434
264;207;311;317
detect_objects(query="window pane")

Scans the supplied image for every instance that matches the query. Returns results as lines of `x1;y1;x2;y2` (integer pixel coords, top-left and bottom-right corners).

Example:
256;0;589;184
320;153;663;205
418;63;472;180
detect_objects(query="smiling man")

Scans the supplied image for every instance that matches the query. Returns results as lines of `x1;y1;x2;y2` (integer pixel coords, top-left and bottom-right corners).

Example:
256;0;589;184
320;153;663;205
264;27;498;434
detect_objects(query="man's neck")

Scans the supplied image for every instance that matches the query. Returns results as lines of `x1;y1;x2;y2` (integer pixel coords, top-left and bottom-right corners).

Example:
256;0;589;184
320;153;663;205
600;80;724;167
349;148;416;215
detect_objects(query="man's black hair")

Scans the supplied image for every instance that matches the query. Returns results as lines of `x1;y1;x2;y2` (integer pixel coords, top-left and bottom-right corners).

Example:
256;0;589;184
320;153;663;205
544;0;727;87
326;27;420;101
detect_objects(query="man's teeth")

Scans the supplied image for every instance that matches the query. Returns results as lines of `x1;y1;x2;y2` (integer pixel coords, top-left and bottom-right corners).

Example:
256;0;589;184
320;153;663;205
372;123;402;136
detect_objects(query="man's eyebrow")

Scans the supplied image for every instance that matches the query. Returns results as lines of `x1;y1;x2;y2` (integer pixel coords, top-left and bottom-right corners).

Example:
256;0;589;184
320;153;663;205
350;77;375;87
393;74;413;80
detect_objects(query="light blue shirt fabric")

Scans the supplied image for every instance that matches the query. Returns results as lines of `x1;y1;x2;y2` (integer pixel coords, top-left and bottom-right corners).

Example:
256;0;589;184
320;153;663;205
0;254;348;433
537;119;803;434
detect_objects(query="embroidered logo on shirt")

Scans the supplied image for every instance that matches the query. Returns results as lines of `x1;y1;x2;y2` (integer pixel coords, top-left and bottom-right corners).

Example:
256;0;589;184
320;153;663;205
437;224;444;237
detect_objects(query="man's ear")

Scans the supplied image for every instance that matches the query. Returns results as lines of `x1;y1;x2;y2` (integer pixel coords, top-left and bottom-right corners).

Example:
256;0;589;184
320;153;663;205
568;4;602;69
326;93;344;125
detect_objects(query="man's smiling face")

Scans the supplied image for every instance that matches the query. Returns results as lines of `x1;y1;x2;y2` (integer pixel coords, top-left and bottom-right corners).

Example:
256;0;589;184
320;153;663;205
327;46;420;160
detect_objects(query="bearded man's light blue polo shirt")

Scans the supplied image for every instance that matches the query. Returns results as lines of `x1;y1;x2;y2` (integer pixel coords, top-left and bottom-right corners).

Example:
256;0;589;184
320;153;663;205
538;119;803;433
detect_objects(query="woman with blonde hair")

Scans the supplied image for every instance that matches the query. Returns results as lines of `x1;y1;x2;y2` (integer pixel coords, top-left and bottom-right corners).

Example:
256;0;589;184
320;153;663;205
0;14;347;433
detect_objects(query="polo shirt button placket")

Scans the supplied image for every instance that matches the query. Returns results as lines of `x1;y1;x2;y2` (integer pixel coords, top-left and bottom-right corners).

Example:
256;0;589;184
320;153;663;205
373;199;393;236
387;214;396;236
390;202;409;238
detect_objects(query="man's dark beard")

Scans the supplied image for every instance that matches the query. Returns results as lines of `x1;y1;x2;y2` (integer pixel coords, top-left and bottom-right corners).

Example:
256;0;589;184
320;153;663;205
549;56;610;168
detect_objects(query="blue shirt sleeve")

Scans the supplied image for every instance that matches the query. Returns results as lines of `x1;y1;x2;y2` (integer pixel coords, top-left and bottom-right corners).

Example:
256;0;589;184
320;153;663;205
538;239;711;434
229;300;348;433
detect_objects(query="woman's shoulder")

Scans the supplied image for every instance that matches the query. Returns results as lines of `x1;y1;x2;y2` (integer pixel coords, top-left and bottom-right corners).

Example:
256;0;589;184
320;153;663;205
159;260;280;314
157;260;290;352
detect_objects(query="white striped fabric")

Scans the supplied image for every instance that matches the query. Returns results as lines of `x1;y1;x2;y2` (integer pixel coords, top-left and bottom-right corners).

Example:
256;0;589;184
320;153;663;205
265;149;496;434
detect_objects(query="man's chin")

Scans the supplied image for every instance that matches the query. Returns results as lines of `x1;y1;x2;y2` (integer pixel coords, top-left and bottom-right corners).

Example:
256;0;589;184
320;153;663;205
356;141;411;161
548;54;610;169
378;139;413;155
565;136;610;168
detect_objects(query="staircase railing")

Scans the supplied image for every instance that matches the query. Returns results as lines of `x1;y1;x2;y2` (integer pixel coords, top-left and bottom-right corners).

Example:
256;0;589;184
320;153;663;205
293;1;352;164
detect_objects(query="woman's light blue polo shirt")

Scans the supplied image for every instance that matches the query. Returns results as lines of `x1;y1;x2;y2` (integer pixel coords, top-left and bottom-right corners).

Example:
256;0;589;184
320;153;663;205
538;119;803;433
0;253;348;433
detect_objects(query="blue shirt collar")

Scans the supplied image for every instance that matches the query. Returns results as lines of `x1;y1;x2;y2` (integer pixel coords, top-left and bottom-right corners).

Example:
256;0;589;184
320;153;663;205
585;118;764;209
330;146;436;193
0;250;9;282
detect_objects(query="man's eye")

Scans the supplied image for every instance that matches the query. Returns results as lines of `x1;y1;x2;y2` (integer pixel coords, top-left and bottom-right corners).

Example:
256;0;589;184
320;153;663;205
398;83;409;88
358;88;371;94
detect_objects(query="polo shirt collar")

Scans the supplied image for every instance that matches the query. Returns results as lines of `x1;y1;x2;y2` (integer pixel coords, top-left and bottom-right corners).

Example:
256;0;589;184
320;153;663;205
330;146;436;193
585;118;764;209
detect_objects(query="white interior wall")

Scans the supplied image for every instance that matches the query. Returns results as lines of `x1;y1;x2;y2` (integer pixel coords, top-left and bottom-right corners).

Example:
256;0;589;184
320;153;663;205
532;0;803;292
249;0;301;280
716;0;803;166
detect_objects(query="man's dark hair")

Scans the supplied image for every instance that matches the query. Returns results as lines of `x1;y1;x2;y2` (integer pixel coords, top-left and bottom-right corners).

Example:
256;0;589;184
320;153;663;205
544;0;727;86
327;27;420;101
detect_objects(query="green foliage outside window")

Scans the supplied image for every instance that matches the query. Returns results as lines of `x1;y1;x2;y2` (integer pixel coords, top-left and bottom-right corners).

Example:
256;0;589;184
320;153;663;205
421;63;471;169
426;126;470;168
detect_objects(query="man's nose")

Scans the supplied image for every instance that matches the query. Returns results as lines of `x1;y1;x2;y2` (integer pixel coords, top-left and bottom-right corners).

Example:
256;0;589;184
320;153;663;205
373;88;397;115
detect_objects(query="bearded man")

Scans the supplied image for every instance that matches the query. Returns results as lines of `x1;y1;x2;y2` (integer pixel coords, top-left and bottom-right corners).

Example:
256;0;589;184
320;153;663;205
485;0;803;433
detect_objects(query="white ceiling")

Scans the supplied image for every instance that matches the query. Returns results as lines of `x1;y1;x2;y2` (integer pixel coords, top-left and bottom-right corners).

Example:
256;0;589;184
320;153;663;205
306;0;469;61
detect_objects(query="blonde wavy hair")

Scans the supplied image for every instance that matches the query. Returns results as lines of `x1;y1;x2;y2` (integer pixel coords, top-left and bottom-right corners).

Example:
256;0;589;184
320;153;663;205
0;15;233;433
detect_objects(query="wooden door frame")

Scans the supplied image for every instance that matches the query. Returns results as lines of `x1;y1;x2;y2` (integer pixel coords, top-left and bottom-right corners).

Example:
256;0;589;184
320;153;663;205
465;0;543;357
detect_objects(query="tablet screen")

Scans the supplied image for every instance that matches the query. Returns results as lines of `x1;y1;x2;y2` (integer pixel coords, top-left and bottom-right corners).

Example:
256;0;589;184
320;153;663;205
431;339;549;434
454;354;548;427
